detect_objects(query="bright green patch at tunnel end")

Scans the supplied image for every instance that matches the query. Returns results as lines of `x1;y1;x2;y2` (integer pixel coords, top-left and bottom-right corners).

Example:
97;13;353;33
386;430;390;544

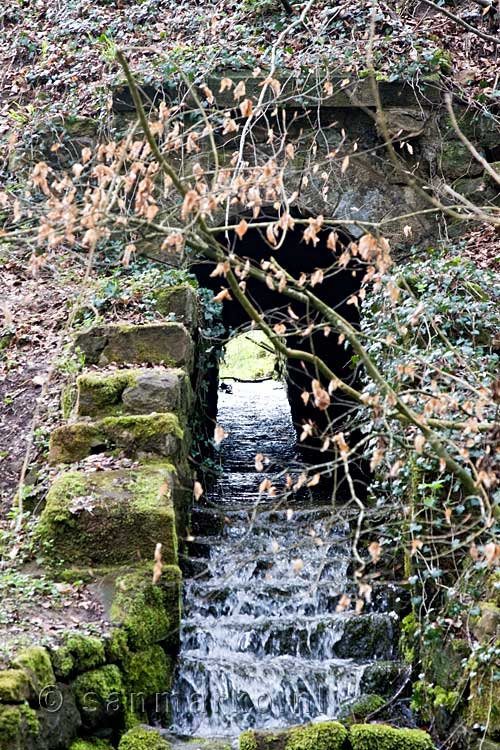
219;330;276;381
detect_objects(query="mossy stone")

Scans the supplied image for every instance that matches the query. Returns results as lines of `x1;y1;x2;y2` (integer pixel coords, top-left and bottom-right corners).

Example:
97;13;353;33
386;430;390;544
75;322;194;370
49;412;183;464
349;724;435;749
38;466;178;567
286;721;348;750
0;703;39;748
123;645;174;721
76;370;138;417
439;141;484;179
469;666;500;739
72;664;125;731
155;284;198;327
12;646;55;695
110;566;181;651
69;740;114;750
76;368;191;419
51;634;106;678
0;670;30;703
240;722;348;750
340;694;386;722
118;726;170;750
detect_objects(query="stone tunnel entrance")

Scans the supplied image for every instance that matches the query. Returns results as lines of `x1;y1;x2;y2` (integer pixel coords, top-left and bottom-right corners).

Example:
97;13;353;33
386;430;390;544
193;217;367;496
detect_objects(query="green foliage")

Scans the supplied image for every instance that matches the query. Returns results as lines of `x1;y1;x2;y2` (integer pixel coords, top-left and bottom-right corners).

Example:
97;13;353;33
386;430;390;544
219;331;277;381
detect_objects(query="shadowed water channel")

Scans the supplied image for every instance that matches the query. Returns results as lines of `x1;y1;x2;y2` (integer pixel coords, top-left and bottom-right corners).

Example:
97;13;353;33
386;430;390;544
170;380;399;738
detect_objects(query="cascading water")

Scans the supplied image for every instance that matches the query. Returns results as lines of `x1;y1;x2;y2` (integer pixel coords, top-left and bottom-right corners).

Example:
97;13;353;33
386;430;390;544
170;380;401;738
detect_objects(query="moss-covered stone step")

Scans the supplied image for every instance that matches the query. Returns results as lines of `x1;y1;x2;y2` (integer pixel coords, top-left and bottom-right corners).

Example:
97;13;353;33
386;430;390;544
75;368;192;418
240;721;435;750
109;566;181;651
118;726;170;749
75;322;194;369
38;465;178;566
49;412;184;464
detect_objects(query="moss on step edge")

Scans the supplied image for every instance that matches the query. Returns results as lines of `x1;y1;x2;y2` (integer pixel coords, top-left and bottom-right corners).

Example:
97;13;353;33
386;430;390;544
349;724;435;749
12;646;55;695
0;670;30;703
76;369;139;417
69;740;114;750
110;566;181;651
49;412;183;464
37;465;178;567
287;722;348;750
240;722;435;750
0;703;39;745
72;664;125;730
123;644;174;721
118;725;171;749
50;633;106;679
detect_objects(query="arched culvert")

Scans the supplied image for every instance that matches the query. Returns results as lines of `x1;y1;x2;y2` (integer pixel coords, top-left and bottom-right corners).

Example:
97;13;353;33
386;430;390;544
193;215;368;495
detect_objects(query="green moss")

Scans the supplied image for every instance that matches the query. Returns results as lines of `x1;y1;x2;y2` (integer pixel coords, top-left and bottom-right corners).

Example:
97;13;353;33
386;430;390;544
240;731;258;750
0;703;39;745
110;566;181;651
400;612;418;664
285;722;348;750
123;645;174;722
69;739;114;750
469;666;500;739
38;466;178;567
13;646;55;694
341;694;386;721
49;412;183;464
51;634;106;678
72;664;125;729
49;422;104;464
0;704;21;743
118;726;170;750
77;370;139;418
0;670;30;703
349;724;435;750
106;628;130;664
62;385;77;419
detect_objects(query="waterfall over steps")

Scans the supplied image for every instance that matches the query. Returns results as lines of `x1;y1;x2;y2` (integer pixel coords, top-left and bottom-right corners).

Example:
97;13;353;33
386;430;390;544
170;381;403;738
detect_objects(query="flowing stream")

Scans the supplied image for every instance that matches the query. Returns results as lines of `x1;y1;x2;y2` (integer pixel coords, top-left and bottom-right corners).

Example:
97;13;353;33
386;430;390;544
170;380;401;738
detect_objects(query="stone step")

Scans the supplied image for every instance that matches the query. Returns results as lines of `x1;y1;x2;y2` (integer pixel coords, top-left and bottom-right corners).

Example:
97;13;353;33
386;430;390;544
38;465;178;567
76;367;191;418
75;321;194;368
49;412;183;464
182;579;406;619
180;612;398;661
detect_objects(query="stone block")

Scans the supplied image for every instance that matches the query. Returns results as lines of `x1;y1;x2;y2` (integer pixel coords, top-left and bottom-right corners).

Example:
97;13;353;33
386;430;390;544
49;413;183;464
76;369;191;419
75;323;194;370
0;670;30;703
38;466;178;566
439;141;485;179
155;284;198;327
110;566;181;651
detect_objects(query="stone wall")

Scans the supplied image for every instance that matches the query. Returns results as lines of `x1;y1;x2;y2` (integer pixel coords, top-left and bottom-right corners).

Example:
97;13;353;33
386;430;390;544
0;284;199;749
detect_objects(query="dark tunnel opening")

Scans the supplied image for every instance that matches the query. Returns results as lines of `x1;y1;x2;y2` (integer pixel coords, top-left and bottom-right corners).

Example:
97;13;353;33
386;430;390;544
193;216;368;498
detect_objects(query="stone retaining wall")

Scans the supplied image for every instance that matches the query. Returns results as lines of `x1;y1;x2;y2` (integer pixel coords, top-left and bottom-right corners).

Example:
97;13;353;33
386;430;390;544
0;284;198;749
